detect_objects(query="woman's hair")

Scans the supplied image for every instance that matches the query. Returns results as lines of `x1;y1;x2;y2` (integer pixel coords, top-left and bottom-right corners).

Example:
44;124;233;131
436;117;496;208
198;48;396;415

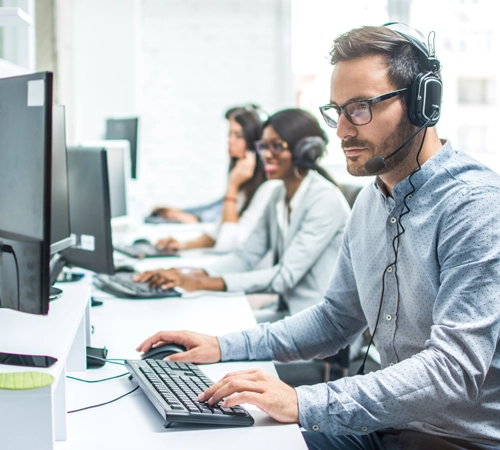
228;109;267;214
264;108;337;185
330;26;422;106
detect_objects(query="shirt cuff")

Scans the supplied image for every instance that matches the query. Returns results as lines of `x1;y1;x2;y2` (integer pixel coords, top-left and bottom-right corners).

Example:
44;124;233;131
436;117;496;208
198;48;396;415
217;331;250;361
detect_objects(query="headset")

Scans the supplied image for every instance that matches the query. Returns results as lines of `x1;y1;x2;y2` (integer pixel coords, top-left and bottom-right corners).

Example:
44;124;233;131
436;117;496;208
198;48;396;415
385;22;442;128
292;136;326;169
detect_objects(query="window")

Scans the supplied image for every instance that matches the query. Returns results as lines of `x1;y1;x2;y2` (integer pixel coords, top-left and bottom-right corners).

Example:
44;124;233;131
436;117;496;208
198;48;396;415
458;78;495;105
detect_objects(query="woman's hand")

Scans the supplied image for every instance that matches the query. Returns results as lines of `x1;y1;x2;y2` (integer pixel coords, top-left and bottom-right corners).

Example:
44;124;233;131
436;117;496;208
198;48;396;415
228;151;256;190
156;237;185;251
137;330;222;364
133;268;205;291
151;207;200;223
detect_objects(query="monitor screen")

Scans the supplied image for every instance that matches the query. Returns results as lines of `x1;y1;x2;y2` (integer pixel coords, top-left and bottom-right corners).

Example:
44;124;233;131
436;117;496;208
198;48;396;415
81;140;128;219
105;117;139;179
0;72;53;315
62;147;115;275
106;145;128;218
50;105;72;253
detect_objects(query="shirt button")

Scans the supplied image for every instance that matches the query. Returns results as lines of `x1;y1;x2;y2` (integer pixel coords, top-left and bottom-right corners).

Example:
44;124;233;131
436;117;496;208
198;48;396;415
390;363;395;366
407;194;412;200
361;426;368;432
386;314;392;321
390;217;397;224
386;266;393;273
312;424;320;431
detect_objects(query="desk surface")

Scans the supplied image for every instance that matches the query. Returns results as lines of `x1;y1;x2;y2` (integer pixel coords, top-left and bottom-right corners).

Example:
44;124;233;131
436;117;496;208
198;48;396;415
54;280;307;449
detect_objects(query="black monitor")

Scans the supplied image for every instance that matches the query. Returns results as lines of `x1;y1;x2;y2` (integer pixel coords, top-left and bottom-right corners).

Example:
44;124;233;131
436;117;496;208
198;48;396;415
0;72;53;315
62;147;115;275
50;105;72;253
105;117;139;179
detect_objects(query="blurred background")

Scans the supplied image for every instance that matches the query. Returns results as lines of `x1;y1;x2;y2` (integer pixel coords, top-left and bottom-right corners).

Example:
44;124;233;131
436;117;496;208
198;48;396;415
1;0;498;213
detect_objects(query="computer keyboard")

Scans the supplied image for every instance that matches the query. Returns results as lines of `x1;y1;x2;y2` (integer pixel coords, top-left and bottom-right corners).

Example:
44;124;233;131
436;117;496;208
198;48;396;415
94;272;182;299
114;243;180;259
125;359;254;428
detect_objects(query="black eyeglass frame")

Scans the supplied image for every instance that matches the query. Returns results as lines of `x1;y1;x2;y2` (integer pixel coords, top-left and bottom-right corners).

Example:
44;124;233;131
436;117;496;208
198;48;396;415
319;88;408;128
254;139;289;156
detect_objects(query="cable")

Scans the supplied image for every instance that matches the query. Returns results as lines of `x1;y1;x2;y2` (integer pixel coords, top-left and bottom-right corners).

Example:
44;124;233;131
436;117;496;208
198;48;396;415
86;354;126;366
67;372;130;383
67;386;139;414
357;126;428;376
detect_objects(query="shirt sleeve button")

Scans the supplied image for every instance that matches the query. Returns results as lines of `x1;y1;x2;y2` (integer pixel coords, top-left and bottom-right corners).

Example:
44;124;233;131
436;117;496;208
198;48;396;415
312;424;320;431
361;426;368;432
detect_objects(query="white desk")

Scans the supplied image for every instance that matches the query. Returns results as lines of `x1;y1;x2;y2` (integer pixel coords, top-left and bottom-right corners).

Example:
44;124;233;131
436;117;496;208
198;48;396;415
53;284;307;449
0;284;90;450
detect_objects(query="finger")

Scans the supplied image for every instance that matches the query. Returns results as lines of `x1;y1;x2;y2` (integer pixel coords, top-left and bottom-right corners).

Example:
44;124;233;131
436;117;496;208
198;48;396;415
206;379;263;405
199;377;262;403
136;331;185;352
161;282;176;290
148;274;168;288
133;271;154;282
221;391;261;408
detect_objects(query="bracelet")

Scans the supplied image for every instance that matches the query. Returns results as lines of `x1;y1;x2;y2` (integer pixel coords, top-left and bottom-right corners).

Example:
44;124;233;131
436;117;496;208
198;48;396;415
223;195;237;203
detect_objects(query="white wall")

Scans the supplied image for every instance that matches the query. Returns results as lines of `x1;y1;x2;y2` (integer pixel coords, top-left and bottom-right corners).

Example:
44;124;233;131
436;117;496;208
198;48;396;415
69;0;293;215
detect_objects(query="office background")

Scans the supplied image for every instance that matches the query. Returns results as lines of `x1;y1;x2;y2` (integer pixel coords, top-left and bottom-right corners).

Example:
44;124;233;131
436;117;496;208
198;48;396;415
1;0;498;213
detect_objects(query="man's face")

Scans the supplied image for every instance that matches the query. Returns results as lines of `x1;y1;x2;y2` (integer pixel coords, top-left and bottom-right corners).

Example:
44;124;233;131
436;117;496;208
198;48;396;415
330;54;415;177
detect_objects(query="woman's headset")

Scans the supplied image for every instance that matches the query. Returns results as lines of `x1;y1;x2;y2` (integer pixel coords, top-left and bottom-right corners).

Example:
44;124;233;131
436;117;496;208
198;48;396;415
292;136;326;169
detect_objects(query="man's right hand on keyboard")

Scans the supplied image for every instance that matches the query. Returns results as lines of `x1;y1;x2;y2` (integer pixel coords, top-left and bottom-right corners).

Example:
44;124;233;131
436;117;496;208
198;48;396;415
137;330;221;364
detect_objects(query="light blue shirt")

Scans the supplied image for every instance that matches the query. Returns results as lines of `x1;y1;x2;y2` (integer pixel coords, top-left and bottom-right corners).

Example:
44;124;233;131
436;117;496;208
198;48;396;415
218;141;500;446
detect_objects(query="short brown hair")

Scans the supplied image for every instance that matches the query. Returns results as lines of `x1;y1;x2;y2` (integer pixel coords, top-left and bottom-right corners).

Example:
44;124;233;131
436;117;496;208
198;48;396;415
330;26;420;91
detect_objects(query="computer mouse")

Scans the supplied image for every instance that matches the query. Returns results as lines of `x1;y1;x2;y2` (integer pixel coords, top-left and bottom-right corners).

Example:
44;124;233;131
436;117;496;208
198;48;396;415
141;344;187;360
114;264;136;273
133;238;152;245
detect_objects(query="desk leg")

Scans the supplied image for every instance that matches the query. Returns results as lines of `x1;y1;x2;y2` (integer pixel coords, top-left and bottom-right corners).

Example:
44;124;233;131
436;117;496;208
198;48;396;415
85;298;91;346
53;366;67;441
66;308;87;372
0;387;54;450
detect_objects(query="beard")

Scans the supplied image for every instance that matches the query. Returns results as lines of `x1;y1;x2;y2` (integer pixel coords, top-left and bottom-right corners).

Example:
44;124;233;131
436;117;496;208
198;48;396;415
342;114;419;177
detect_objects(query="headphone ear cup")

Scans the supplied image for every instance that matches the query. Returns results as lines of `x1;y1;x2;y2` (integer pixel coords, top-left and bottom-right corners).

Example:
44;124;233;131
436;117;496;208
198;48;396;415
293;136;325;167
407;72;443;127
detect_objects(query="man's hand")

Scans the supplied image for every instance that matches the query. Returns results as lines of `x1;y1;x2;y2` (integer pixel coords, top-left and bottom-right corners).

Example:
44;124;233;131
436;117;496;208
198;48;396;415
136;330;221;364
198;368;299;424
133;268;205;291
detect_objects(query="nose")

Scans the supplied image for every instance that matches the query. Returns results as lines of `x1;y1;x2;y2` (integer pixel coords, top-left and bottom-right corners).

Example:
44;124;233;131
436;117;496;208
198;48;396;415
261;148;274;162
336;113;357;141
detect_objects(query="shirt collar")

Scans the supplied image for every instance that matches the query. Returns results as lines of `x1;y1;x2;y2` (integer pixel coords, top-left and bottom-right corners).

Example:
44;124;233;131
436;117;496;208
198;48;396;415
373;139;454;201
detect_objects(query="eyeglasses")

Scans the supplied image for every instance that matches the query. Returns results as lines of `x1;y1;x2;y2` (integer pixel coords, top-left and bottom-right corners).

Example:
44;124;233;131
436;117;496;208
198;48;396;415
319;88;407;128
254;140;289;156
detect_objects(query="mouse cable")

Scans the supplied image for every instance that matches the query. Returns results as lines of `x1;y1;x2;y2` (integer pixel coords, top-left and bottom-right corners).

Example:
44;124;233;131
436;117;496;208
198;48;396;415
67;372;130;383
67;386;139;414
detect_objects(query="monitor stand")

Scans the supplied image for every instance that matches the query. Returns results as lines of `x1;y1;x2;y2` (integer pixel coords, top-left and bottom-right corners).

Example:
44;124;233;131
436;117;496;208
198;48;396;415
49;253;66;301
50;286;63;301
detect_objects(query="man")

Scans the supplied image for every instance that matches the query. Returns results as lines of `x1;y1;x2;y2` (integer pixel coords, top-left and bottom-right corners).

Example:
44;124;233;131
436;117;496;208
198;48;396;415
137;25;500;449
